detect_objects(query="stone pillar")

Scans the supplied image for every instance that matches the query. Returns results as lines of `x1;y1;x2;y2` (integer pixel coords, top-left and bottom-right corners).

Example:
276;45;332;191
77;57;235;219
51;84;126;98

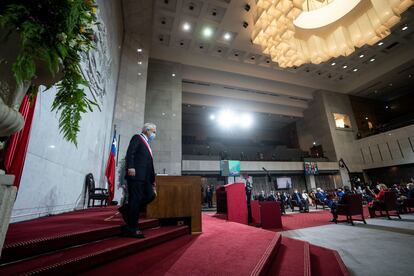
306;175;316;190
145;59;182;175
0;175;17;258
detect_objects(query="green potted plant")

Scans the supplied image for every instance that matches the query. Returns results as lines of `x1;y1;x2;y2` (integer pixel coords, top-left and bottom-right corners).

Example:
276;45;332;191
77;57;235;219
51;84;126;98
0;0;100;145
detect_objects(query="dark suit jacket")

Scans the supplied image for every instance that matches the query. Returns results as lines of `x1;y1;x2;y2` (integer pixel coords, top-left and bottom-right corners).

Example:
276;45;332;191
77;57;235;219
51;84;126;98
292;192;303;202
126;134;155;183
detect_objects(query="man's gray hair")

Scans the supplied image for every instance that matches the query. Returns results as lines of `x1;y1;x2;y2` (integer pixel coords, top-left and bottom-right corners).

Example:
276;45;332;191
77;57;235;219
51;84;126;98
142;123;156;132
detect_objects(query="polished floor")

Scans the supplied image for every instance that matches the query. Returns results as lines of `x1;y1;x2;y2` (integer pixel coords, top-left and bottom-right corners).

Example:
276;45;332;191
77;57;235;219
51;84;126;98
282;214;414;276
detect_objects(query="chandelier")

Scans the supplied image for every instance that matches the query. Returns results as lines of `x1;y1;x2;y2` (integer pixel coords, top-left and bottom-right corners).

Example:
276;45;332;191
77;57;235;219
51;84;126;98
251;0;413;68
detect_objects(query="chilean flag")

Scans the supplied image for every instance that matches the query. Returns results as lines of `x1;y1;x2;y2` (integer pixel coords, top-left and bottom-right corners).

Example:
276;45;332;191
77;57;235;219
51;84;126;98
105;131;117;203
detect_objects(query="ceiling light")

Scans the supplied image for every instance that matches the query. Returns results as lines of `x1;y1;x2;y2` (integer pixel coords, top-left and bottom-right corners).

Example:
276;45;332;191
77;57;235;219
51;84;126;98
353;68;358;72
210;114;216;120
49;145;56;149
202;27;213;38
389;83;392;86
409;74;412;78
240;114;253;129
359;54;364;58
370;58;376;62
378;42;384;46
365;117;368;120
223;32;232;40
138;61;142;65
374;90;378;93
138;72;142;76
182;22;191;31
385;105;389;109
402;26;408;31
172;73;176;77
137;48;142;52
313;141;316;145
218;110;234;129
343;65;348;69
331;62;336;66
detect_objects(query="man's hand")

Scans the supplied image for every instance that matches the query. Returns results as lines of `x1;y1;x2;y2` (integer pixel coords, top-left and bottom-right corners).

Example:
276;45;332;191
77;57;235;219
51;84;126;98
127;168;136;176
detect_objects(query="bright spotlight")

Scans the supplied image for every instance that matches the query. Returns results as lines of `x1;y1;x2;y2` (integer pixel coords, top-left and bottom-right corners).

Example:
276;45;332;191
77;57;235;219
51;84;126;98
202;27;213;38
240;113;253;128
209;114;215;120
218;110;235;129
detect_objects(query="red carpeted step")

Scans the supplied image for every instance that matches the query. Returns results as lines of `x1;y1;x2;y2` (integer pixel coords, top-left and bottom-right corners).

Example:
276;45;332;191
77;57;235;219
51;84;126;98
0;218;159;264
0;225;189;275
309;244;349;276
268;237;311;276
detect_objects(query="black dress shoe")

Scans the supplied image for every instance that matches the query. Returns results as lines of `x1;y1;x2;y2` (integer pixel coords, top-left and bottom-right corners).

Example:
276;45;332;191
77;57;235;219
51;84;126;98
128;231;145;239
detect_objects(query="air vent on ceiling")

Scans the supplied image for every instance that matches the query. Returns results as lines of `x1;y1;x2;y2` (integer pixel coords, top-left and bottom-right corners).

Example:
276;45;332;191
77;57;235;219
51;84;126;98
182;80;210;86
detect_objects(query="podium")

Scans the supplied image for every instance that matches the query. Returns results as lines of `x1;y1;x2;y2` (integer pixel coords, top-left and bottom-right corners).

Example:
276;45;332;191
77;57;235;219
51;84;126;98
251;200;282;229
147;176;202;234
216;183;248;225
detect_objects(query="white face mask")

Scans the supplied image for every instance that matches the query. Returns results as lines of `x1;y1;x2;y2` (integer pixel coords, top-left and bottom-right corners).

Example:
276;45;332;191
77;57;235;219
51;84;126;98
148;132;156;142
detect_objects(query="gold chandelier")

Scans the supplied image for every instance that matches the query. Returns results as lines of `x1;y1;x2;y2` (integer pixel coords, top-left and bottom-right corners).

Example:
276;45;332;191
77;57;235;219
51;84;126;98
251;0;413;68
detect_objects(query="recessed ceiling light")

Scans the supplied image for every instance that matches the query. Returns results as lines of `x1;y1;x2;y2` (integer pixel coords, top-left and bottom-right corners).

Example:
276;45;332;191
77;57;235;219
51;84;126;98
138;72;142;76
138;61;142;65
385;105;389;109
313;141;316;145
343;65;348;69
172;73;176;77
331;62;336;66
359;54;364;58
202;27;213;38
378;42;384;46
365;117;368;120
353;68;358;72
370;58;375;62
182;22;191;31
137;48;142;52
402;26;408;31
389;83;393;86
223;32;232;40
409;74;412;78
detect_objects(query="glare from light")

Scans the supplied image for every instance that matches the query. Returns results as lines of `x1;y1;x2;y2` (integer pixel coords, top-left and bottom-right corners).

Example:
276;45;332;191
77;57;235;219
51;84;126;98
138;61;142;65
365;117;368;120
223;32;231;40
182;22;191;31
385;105;389;109
378;42;384;46
343;65;348;69
370;58;376;62
210;114;215;120
359;54;364;58
138;72;142;76
218;110;234;129
137;48;142;52
353;68;358;72
240;113;253;129
331;62;336;66
202;27;213;38
49;145;56;149
402;26;408;31
313;141;316;146
172;73;176;77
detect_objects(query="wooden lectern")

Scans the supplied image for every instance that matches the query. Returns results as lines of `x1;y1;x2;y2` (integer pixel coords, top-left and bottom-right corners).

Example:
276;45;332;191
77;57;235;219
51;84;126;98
146;176;202;234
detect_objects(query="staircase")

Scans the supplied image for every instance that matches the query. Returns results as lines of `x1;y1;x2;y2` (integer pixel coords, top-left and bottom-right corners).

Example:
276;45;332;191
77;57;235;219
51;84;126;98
0;213;189;275
268;236;349;276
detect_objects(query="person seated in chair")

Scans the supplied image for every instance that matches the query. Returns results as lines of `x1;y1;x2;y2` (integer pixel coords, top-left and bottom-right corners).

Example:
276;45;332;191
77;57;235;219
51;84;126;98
367;183;389;217
291;189;309;212
258;190;266;202
336;188;345;199
267;190;277;201
316;188;333;208
330;185;352;222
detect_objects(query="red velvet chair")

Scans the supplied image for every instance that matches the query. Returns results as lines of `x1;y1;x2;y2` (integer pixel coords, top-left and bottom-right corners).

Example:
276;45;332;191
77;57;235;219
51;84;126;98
375;192;402;219
336;194;366;225
403;198;414;212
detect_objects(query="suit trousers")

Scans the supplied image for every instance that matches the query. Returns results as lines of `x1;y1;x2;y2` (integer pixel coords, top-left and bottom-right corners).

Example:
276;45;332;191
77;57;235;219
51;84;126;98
126;179;155;232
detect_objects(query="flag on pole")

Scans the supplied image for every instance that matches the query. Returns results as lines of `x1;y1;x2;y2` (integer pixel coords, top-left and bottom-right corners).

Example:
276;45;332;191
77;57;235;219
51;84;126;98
105;130;117;203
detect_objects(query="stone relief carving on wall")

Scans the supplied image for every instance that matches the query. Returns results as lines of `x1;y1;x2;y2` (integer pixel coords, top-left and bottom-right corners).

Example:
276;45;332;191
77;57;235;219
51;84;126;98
80;11;112;104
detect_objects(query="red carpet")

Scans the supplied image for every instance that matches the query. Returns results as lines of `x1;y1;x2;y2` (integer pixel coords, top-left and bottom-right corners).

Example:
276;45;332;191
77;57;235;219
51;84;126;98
273;206;370;232
84;214;281;276
309;244;350;276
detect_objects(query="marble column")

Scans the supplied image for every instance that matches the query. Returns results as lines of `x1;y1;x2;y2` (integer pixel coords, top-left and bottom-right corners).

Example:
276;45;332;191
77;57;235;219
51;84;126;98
0;175;16;258
144;59;182;175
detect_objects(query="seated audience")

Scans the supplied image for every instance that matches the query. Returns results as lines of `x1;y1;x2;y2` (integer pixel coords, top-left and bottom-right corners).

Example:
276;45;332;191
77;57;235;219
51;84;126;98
258;190;266;202
331;185;353;222
336;188;345;199
302;190;312;206
291;189;309;212
266;190;277;201
316;188;333;208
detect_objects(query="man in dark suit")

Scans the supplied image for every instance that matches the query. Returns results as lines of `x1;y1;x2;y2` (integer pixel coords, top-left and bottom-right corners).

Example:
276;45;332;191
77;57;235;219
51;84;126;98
291;189;309;212
120;123;157;238
331;185;352;222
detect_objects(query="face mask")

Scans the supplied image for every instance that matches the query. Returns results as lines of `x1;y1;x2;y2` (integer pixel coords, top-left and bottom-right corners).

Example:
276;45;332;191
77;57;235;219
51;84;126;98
148;132;156;142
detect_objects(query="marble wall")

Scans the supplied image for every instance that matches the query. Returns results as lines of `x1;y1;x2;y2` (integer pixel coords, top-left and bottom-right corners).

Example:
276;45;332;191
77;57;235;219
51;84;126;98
11;0;124;222
144;59;182;176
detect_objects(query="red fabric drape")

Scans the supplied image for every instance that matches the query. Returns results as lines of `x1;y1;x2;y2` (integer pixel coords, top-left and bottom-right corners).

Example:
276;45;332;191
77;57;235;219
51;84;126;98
4;95;37;188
